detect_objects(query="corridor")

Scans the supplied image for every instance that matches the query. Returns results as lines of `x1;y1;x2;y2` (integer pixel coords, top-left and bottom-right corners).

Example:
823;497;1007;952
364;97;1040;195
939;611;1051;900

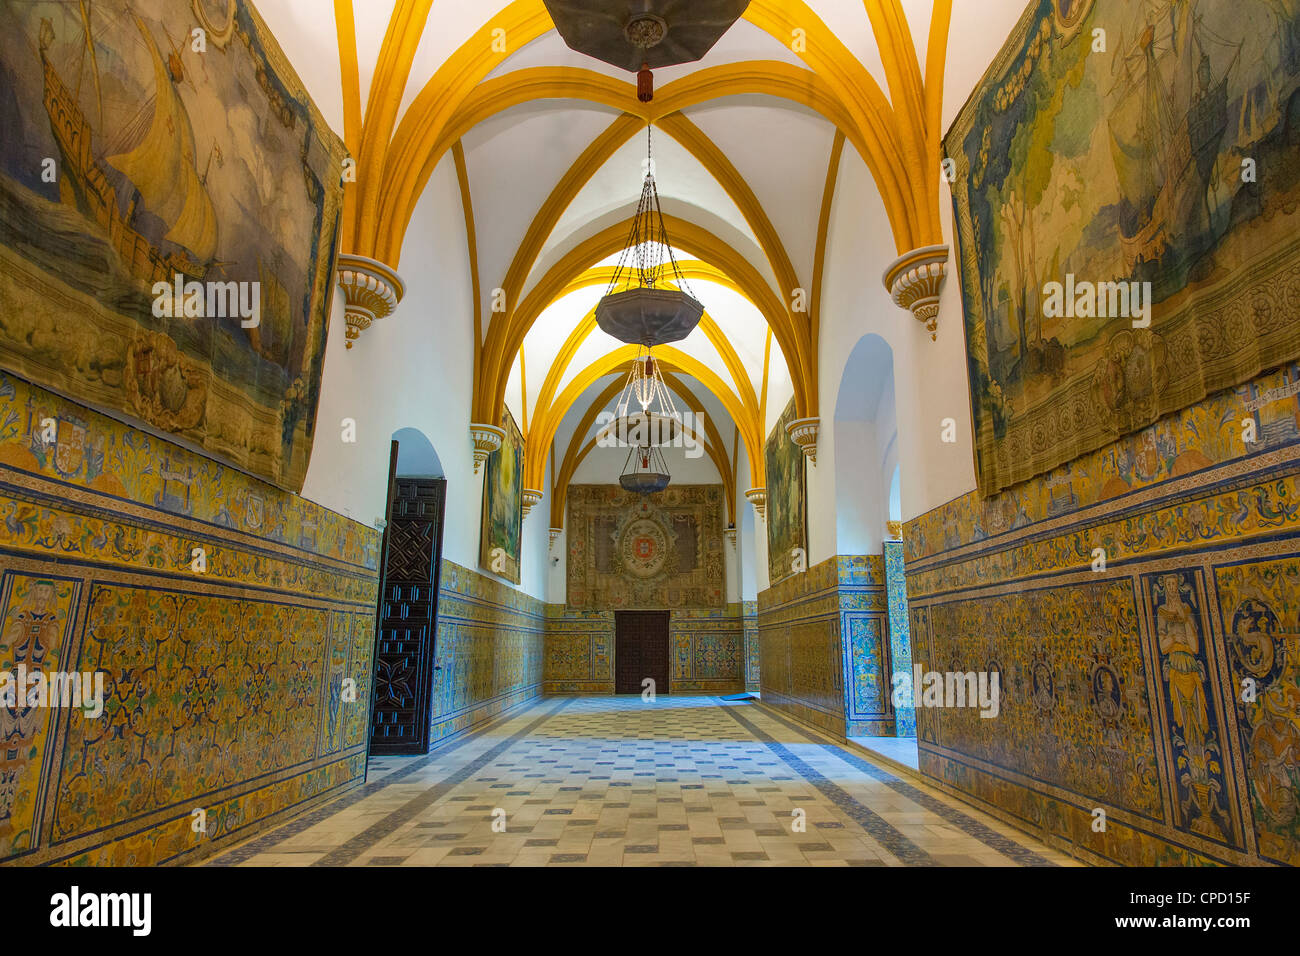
209;698;1074;868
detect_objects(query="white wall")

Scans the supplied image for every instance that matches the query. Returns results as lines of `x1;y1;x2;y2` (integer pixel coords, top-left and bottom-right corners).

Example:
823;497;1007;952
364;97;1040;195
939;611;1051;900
813;145;977;537
300;155;550;599
739;496;758;600
806;0;1036;537
301;157;472;535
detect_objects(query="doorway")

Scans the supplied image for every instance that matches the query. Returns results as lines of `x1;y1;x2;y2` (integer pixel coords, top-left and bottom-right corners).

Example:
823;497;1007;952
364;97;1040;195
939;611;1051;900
369;451;447;755
614;610;670;696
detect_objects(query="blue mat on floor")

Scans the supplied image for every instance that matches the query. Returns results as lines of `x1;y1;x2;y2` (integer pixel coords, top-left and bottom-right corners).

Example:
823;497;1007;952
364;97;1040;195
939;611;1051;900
720;693;758;701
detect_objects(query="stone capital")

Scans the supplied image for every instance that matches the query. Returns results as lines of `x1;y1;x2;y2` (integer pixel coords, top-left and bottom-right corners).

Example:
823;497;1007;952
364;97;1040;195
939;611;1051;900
785;417;819;464
522;488;543;517
883;244;949;341
336;253;405;349
469;423;505;474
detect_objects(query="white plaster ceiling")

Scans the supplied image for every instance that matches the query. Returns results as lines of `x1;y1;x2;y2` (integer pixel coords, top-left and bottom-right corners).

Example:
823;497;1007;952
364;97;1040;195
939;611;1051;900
460;100;624;326
681;97;836;288
251;0;968;478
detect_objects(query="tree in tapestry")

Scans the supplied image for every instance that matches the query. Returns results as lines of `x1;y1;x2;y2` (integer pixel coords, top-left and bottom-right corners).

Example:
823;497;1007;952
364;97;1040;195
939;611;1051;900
479;407;523;584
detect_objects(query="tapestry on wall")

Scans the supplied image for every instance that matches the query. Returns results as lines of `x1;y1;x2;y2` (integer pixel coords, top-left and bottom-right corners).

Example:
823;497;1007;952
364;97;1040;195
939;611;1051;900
566;484;724;609
0;0;345;493
945;0;1300;496
765;397;807;585
479;407;523;584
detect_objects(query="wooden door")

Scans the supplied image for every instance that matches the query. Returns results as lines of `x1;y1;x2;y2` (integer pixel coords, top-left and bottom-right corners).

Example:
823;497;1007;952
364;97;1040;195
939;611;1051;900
614;610;671;696
370;476;446;754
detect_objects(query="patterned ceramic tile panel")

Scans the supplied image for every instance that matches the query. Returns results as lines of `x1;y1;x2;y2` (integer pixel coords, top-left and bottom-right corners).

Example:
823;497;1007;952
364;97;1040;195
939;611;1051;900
902;365;1300;865
884;542;916;737
1212;555;1300;866
757;557;846;737
918;579;1162;818
0;573;80;857
904;362;1300;565
0;372;379;570
1142;569;1244;850
742;600;759;692
0;378;380;866
669;605;744;693
543;607;614;694
757;556;898;738
428;561;545;744
838;556;893;737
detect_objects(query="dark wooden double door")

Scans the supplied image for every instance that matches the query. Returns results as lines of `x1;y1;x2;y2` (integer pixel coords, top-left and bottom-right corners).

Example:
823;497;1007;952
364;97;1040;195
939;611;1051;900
614;611;670;696
370;476;445;755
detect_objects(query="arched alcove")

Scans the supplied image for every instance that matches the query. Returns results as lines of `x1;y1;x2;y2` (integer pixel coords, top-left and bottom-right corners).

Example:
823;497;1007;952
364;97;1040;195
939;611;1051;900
833;333;897;555
393;427;443;477
889;464;902;524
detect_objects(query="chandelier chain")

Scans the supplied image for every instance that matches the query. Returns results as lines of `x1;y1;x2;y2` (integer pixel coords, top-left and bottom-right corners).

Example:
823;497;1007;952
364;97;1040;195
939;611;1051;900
606;126;695;300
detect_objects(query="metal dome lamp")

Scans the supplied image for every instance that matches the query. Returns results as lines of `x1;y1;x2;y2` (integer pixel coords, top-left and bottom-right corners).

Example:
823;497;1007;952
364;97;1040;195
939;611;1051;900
595;126;704;347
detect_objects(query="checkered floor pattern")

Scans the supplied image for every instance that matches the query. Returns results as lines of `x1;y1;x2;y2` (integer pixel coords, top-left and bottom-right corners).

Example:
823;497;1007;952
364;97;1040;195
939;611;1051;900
207;696;1077;867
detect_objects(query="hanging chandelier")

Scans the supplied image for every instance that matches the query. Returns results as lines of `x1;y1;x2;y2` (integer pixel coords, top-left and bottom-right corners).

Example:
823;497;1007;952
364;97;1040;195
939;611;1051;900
596;345;681;494
595;126;704;347
620;442;673;495
541;1;751;103
596;345;681;447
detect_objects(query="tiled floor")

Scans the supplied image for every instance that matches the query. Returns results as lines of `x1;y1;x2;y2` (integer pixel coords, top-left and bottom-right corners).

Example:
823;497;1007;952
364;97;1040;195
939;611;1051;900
207;696;1078;867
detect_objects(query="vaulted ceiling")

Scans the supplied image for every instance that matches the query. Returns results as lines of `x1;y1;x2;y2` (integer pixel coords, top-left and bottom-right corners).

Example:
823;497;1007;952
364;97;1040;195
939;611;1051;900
278;0;957;517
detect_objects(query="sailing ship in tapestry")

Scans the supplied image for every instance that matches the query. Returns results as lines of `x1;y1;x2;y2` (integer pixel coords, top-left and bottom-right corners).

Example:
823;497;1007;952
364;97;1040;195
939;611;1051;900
0;0;345;492
946;0;1300;495
480;408;523;584
765;398;807;585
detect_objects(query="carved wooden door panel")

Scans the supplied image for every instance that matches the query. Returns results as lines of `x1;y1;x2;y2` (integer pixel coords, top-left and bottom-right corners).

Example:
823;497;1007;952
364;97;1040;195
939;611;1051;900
614;611;671;696
370;477;445;755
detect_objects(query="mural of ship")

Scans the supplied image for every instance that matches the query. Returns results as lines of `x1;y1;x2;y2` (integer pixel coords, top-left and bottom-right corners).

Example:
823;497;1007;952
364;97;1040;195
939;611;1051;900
38;7;219;288
251;254;295;364
1106;0;1238;271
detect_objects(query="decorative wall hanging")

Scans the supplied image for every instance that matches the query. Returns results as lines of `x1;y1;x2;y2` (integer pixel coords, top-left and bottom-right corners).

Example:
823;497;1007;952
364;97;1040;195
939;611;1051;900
765;398;807;585
946;0;1300;497
0;1;345;493
566;484;724;609
479;407;523;584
